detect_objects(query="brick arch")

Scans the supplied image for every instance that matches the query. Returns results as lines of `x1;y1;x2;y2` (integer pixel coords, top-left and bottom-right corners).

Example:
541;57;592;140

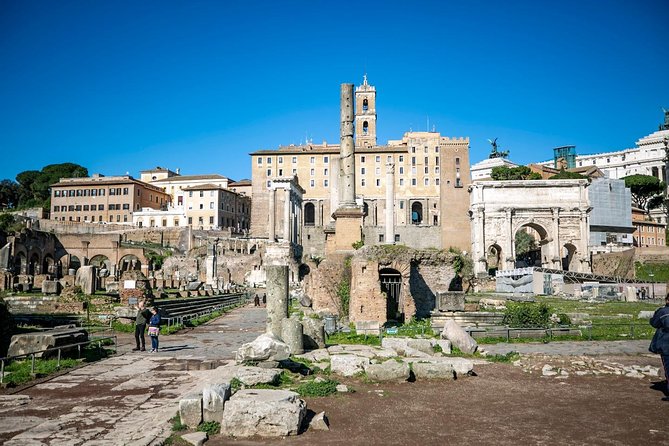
376;260;415;322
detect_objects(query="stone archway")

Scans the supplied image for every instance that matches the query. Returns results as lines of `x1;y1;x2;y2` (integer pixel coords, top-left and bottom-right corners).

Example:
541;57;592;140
119;254;141;273
90;254;112;271
514;223;548;268
411;202;423;225
14;252;26;275
562;243;577;271
42;254;55;276
28;252;40;275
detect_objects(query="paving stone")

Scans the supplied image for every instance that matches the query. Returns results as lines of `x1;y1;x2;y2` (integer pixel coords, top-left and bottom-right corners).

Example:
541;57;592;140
182;431;208;446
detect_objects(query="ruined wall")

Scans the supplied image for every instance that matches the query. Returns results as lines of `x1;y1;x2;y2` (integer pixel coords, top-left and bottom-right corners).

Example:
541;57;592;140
349;258;386;323
303;254;349;316
123;228;191;251
591;249;636;279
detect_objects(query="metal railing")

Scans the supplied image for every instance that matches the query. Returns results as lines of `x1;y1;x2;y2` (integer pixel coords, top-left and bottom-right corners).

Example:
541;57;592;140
462;322;653;342
161;294;246;329
0;335;117;385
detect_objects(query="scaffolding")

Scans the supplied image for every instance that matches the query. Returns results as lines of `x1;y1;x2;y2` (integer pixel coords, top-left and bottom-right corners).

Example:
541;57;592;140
553;145;576;169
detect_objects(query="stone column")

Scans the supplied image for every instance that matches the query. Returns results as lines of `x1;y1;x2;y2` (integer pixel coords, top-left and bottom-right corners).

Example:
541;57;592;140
268;188;276;241
385;162;395;243
330;158;340;223
339;83;356;206
266;265;289;338
504;209;514;270
281;318;304;354
284;188;291;242
551;207;561;269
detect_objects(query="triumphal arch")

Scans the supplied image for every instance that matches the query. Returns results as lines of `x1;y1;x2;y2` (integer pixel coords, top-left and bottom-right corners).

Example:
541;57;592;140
469;179;591;276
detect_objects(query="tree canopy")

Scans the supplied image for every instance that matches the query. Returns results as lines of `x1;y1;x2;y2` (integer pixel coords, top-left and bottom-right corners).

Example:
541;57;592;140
9;162;88;210
491;166;542;181
622;174;665;212
0;180;20;209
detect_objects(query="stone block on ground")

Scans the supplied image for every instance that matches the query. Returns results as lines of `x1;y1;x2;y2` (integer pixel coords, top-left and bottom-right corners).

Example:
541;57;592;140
355;320;380;335
105;281;119;294
203;382;231;422
327;344;396;359
179;393;203;428
235;366;282;386
75;265;97;295
638;311;655;319
221;389;306;437
187;281;203;291
441;320;478;354
437;291;465;311
41;280;60;295
309;411;330;431
431;339;452;354
235;333;290;363
179;290;189;298
8;327;88;358
301;318;326;350
330;354;370;377
181;431;208;446
411;361;455;380
364;360;410;381
381;337;433;358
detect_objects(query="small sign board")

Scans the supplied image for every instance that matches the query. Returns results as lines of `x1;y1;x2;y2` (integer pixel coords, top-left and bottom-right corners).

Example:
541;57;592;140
124;280;136;289
128;297;138;305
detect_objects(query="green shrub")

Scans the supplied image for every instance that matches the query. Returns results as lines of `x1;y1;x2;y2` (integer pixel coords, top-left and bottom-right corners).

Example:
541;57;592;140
198;421;220;436
170;413;187;432
111;320;134;333
503;302;552;327
296;379;339;397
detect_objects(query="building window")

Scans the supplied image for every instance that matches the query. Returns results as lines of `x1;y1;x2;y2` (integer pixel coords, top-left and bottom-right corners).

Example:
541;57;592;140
436;178;440;185
91;205;96;211
455;157;460;166
436;156;439;165
361;179;366;186
435;146;439;153
199;204;203;209
189;191;193;197
412;167;417;175
123;187;128;195
361;167;366;175
399;201;404;209
376;179;381;186
109;189;115;196
292;169;297;175
399;167;404;174
310;168;315;176
188;217;193;224
210;202;214;209
324;156;329;163
363;121;369;135
363;98;368;111
435;166;440;174
267;169;271;177
379;234;384;242
424;178;429;186
310;156;315;164
399;178;404;186
324;179;329;187
278;156;283;164
456;178;462;187
310;179;315;187
411;147;416;153
375;167;380;175
324;168;328;176
292;156;297;163
267;157;272;164
375;156;380;163
122;204;130;210
199;191;204;198
257;157;262;165
395;234;400;242
424;146;428;153
399;155;404;162
411;178;417;186
279;169;283;176
361;156;366;163
411;157;416;166
424;166;429;174
54;206;60;212
210;216;214;224
83;205;89;211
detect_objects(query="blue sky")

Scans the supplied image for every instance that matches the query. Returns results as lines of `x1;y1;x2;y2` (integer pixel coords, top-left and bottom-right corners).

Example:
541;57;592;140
1;0;668;182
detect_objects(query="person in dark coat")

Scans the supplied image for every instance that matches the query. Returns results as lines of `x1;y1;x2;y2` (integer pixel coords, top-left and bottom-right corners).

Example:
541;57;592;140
148;307;162;353
650;294;669;401
133;300;151;352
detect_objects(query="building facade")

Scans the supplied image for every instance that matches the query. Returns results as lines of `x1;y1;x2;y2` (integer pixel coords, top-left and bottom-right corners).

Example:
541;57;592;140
181;184;251;231
249;77;472;257
632;208;666;248
50;174;170;224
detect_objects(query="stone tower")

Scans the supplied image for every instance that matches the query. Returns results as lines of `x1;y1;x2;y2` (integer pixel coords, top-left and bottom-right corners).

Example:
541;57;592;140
355;75;377;148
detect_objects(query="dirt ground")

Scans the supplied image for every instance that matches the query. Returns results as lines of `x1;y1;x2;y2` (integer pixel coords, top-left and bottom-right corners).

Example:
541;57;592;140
207;355;669;446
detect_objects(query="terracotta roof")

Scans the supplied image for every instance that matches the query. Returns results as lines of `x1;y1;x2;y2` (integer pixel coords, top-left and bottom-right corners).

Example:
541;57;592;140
151;174;228;183
50;176;167;193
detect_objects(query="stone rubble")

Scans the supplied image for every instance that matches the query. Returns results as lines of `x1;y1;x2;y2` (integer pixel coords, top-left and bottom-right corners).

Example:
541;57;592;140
513;354;661;380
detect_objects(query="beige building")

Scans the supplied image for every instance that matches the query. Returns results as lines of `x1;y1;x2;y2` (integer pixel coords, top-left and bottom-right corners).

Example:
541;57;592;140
50;174;170;224
250;77;471;256
632;208;666;247
182;184;251;231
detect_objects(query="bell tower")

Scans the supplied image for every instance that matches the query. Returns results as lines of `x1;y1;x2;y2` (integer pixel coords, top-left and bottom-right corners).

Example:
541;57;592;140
355;74;377;148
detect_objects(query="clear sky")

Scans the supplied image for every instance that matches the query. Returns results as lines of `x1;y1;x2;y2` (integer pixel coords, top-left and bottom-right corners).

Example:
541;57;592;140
1;0;668;182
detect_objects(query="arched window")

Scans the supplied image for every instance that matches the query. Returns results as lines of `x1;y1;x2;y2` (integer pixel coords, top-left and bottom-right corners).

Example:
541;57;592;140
411;202;423;224
652;166;659;178
363;121;369;135
363;99;368;111
304;202;315;226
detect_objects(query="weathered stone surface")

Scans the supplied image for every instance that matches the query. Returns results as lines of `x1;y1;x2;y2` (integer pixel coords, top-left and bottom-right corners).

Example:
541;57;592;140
8;327;89;358
41;280;60;295
105;281;119;294
181;431;208;446
266;266;289;338
235;333;290;363
364;360;410;381
301;317;326;350
330;354;370;376
75;265;97;295
179;393;203;428
638;311;655;319
114;306;137;319
432;339;452;355
411;361;455;380
327;344;396;359
381;337;432;358
281;317;304;355
235;366;282;386
203;382;231;423
221;389;306;437
355;320;380;335
186;281;203;291
441;320;478;354
336;384;349;392
436;291;465;311
309;411;330;431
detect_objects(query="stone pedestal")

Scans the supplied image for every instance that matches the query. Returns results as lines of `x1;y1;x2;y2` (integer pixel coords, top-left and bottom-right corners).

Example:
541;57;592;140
266;265;289;338
332;207;364;253
75;265;97;295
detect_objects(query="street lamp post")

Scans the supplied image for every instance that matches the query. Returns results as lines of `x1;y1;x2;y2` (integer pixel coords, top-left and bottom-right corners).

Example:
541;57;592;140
648;272;655;300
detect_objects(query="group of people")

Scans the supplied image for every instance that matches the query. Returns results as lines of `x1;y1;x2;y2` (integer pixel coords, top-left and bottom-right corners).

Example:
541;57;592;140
253;293;267;307
133;300;162;353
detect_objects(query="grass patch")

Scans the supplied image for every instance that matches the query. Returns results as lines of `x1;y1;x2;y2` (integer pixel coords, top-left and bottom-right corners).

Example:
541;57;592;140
327;332;380;346
486;351;521;363
170;413;187;432
111;320;134;333
296;379;339;397
2;345;112;386
198;421;220;436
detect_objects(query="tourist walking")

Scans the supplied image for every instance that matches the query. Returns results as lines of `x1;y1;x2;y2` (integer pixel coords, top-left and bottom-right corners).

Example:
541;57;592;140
148;307;161;352
650;294;669;401
133;300;151;352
